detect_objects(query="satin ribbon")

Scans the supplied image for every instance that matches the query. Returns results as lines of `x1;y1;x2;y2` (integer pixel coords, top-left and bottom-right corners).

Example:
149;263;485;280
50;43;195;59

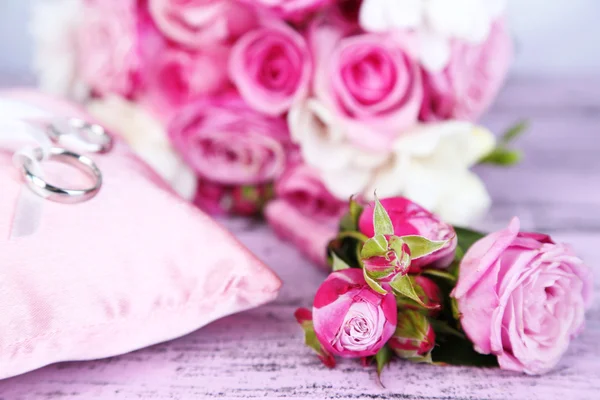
0;118;53;238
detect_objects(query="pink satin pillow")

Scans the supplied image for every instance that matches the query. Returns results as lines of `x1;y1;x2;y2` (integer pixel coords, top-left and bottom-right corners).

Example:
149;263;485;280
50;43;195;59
0;92;281;380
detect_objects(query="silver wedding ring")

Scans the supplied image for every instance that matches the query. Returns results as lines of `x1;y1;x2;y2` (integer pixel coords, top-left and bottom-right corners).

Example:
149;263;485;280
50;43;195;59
48;118;113;154
22;147;103;203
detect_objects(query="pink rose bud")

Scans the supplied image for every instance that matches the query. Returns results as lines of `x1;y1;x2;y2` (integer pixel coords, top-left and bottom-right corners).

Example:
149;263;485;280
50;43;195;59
359;197;457;272
453;217;593;375
230;184;274;216
312;269;397;358
229;23;312;116
388;309;436;362
362;236;411;283
398;276;442;316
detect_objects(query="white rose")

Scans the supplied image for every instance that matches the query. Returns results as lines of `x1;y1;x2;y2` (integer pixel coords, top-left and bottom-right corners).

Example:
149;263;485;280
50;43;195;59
289;99;496;226
31;0;89;100
359;0;506;72
87;96;197;200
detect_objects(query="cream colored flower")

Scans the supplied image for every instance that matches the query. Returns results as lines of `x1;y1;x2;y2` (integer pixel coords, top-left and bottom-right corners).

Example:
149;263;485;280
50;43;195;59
359;0;506;72
289;99;496;225
87;96;197;200
31;0;89;100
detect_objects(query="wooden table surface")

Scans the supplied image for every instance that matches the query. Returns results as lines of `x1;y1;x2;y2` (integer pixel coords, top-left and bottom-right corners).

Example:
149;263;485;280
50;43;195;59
0;76;599;399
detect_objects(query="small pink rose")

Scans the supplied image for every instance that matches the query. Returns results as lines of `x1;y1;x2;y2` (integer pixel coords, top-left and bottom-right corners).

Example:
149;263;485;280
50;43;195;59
453;218;593;375
312;23;423;150
229;23;312;116
141;43;231;120
168;94;291;185
388;309;436;361
362;237;411;283
239;0;333;22
312;268;397;357
77;0;140;97
400;275;442;316
148;0;257;48
359;197;457;272
194;179;273;216
420;19;513;122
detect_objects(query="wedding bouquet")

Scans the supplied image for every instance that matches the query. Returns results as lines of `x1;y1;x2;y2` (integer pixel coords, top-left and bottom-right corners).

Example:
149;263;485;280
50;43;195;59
296;196;593;379
33;0;516;265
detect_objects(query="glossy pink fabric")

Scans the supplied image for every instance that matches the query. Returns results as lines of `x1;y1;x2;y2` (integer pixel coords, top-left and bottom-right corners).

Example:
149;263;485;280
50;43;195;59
0;91;282;380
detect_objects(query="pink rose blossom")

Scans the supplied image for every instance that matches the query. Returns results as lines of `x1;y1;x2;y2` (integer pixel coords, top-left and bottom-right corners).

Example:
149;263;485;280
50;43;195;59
312;23;423;150
77;0;140;96
452;218;593;375
194;179;273;216
141;43;231;120
229;23;312;116
239;0;333;22
265;164;345;266
420;19;513;122
168;94;291;185
359;197;457;272
148;0;257;48
312;268;397;357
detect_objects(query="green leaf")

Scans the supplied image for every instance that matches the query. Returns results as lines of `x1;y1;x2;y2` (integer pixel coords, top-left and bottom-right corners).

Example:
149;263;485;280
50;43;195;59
373;195;394;236
361;234;388;259
479;148;522;166
331;252;351;271
339;197;365;232
429;318;465;339
421;269;457;283
364;267;388;295
453;227;486;255
400;235;448;260
375;345;393;381
451;297;461;322
500;119;529;146
390;274;428;308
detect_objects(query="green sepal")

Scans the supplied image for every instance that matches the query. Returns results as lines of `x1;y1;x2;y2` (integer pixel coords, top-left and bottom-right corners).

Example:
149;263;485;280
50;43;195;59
451;296;461;322
364;267;387;295
339;196;364;232
375;345;393;384
331;252;351;272
295;309;335;368
400;235;448;260
361;234;388;259
373;195;394;236
406;352;433;365
479;148;522;166
390;274;430;308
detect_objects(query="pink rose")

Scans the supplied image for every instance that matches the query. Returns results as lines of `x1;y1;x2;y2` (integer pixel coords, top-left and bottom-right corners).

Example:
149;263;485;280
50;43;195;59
359;197;457;271
420;19;513;122
265;164;345;266
229;23;312;116
168;94;291;185
239;0;333;21
77;0;140;96
312;23;423;150
452;218;593;375
148;0;257;48
194;179;273;216
312;268;397;357
141;43;231;120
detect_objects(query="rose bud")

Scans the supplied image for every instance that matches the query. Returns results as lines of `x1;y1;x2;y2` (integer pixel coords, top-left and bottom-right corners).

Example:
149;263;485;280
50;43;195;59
453;217;593;375
358;197;448;307
359;197;457;272
397;276;442;316
388;309;436;363
312;269;397;358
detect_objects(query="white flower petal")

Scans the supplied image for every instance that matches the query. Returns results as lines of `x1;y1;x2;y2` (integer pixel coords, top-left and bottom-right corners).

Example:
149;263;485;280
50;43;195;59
320;167;372;200
359;0;390;32
387;0;424;28
432;171;492;226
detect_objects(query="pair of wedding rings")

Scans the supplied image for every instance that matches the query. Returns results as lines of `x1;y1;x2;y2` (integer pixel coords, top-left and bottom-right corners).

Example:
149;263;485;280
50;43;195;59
21;118;113;203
